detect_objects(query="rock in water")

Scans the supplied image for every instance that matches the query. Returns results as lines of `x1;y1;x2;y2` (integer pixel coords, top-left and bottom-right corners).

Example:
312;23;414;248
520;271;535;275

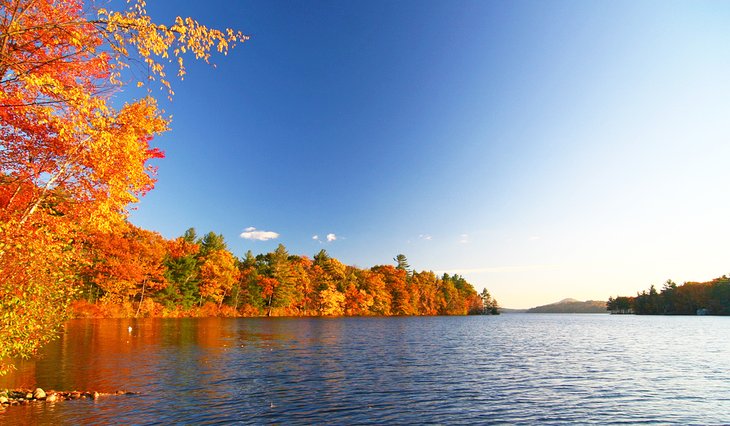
34;388;46;400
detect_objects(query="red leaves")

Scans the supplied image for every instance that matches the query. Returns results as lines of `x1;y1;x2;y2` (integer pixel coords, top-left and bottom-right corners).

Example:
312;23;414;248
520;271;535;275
82;223;168;298
146;147;165;160
167;237;199;259
258;277;279;299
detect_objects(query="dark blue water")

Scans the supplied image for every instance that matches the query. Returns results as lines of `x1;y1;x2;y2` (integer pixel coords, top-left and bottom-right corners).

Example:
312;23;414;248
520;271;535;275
2;314;729;424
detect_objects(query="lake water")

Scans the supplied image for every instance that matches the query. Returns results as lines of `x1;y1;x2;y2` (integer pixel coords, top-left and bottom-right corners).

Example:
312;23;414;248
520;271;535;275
2;314;730;424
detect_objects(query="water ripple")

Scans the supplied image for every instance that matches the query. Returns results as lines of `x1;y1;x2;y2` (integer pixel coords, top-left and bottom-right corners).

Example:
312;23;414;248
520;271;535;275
2;315;730;425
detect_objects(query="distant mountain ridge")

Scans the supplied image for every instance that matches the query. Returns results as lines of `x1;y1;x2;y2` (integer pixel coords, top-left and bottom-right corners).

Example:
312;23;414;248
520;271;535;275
555;298;580;304
526;299;607;313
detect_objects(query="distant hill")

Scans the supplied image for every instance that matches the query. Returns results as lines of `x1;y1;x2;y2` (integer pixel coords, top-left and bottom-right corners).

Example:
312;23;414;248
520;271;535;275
526;299;607;313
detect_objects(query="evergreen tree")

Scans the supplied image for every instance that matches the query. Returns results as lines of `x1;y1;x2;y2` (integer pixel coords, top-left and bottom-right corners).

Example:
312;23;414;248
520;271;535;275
394;254;411;272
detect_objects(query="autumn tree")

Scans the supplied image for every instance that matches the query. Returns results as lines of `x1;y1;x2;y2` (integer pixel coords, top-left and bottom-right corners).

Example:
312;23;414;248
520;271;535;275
288;255;314;314
439;273;470;315
81;222;168;316
0;216;78;374
0;0;246;372
342;279;373;316
372;265;413;315
411;271;440;315
258;277;280;316
182;231;238;310
198;248;239;309
312;249;348;315
356;269;391;315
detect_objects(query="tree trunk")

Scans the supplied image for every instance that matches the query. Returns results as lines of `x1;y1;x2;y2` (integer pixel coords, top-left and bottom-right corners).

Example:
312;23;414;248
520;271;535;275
233;287;240;311
135;279;147;317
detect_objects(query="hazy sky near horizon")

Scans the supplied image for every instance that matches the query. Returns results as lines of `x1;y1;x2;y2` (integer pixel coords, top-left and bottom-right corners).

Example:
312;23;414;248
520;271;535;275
129;0;730;308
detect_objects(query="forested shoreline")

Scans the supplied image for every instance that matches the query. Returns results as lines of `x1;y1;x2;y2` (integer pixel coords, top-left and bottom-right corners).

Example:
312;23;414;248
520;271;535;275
607;276;730;315
73;223;499;319
0;0;504;377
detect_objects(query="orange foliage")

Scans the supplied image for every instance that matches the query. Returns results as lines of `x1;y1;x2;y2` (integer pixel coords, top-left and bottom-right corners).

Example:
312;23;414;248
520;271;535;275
70;300;105;318
343;283;373;316
82;223;168;309
0;0;246;371
167;237;200;259
358;269;392;315
64;239;491;321
372;265;413;315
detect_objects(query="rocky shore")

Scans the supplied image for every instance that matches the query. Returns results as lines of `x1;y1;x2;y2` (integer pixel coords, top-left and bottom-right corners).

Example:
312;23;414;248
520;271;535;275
0;388;137;407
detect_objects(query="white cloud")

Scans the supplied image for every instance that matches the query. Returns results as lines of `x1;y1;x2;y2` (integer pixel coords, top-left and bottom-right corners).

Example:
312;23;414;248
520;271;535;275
326;233;337;242
312;235;319;240
419;234;433;241
240;227;279;241
529;236;541;241
459;234;469;244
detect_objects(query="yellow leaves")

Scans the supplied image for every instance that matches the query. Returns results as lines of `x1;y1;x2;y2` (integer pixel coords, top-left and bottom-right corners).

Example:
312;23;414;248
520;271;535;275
319;286;345;316
0;215;80;368
95;0;248;97
0;0;245;371
177;57;185;78
199;249;240;303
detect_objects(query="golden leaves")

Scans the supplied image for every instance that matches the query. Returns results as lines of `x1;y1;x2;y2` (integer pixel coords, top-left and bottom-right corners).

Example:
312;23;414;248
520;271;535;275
98;0;248;96
0;0;246;371
199;249;240;304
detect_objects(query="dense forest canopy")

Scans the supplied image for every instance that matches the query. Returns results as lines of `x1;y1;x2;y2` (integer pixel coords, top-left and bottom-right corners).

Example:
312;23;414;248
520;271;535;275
607;276;730;315
74;224;500;318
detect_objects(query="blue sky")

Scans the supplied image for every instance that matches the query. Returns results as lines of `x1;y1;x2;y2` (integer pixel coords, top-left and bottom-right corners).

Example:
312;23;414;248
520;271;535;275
129;0;730;308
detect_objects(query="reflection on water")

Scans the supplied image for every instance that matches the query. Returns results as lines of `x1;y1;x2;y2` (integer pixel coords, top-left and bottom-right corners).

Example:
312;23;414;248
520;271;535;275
2;315;730;424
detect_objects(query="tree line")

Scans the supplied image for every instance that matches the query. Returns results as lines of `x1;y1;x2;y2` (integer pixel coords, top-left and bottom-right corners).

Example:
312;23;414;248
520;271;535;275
73;223;499;318
607;276;730;315
0;0;499;374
